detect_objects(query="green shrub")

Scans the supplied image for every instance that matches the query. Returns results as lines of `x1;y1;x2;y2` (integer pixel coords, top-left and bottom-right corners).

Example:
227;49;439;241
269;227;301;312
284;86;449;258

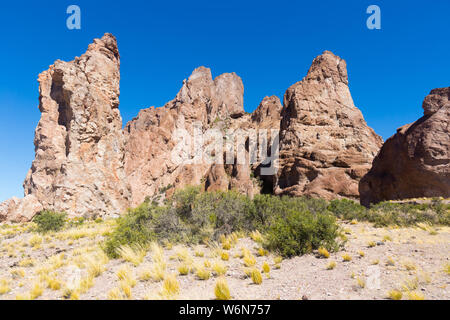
328;198;449;227
103;202;155;258
328;199;367;220
33;210;67;233
264;209;341;257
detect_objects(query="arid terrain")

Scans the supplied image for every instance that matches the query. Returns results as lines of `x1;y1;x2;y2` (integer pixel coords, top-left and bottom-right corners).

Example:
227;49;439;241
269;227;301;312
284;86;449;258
0;218;448;300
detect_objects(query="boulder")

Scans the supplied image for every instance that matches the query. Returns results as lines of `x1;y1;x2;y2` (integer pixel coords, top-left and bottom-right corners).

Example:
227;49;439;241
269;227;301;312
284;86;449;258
359;87;450;206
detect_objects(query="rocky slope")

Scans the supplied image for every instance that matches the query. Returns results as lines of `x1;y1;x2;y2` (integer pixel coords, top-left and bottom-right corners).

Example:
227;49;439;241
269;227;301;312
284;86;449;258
274;51;383;200
360;87;450;206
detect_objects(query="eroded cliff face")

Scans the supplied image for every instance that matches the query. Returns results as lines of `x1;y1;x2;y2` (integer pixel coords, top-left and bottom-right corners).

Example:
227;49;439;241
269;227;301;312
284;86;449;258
124;66;268;206
1;35;407;222
360;87;450;206
274;51;383;200
22;33;131;219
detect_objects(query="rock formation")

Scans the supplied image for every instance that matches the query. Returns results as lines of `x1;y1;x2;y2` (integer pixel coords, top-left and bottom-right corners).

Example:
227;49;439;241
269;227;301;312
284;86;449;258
274;51;383;200
360;87;450;206
1;35;393;222
22;33;131;219
124;66;262;206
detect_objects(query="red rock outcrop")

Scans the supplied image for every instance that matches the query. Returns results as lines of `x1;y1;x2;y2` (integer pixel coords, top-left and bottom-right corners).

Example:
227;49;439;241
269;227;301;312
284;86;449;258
274;51;383;200
124;66;257;205
1;37;392;222
359;87;450;206
22;33;131;218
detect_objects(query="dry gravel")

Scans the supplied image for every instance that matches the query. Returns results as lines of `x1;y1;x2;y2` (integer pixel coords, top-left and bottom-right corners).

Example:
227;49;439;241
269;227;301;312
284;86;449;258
0;220;448;300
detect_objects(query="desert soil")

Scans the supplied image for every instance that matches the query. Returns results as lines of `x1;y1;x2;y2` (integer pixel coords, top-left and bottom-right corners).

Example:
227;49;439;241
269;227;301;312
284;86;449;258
0;219;448;300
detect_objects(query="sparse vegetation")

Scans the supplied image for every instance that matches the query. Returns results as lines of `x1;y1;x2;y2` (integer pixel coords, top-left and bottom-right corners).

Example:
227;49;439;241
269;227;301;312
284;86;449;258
342;254;352;262
250;268;263;285
328;198;450;227
387;290;403;300
104;188;342;258
33;210;67;233
318;247;330;258
327;261;337;270
214;277;231;300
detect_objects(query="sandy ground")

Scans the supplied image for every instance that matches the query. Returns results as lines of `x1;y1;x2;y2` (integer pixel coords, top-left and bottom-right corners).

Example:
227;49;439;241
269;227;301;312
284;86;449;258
0;219;448;300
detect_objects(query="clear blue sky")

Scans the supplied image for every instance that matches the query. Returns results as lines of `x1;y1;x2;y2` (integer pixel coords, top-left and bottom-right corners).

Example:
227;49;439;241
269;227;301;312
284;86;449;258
0;0;449;202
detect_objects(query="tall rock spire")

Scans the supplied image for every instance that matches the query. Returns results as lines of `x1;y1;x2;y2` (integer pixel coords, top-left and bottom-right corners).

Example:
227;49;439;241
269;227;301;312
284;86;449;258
275;51;383;199
23;33;131;218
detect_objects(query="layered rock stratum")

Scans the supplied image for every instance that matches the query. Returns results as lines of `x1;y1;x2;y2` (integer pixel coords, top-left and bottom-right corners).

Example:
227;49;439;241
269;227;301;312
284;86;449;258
359;87;450;206
274;51;383;200
7;34;444;221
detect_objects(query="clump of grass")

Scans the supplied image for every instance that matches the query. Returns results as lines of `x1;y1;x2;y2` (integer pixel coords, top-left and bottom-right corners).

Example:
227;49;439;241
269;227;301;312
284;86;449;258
29;282;44;300
46;276;62;291
318;247;330;258
178;263;190;276
19;258;35;267
11;268;25;279
212;261;227;276
444;263;450;275
78;276;94;294
387;290;403;300
116;266;137;287
175;247;192;263
86;255;107;278
327;261;337;270
262;261;270;274
221;238;232;250
116;244;147;266
386;257;395;266
257;247;268;257
204;259;212;268
161;274;180;298
242;249;256;267
274;256;282;264
29;234;43;248
371;259;379;265
107;287;125;300
407;291;425;300
194;248;204;257
149;263;166;282
119;281;132;299
220;251;230;261
383;235;392;242
195;265;211;280
0;279;10;295
250;268;262;285
342;254;352;262
356;277;365;288
250;230;263;243
214;277;231;300
402;277;419;291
